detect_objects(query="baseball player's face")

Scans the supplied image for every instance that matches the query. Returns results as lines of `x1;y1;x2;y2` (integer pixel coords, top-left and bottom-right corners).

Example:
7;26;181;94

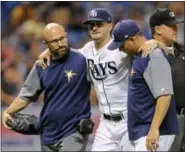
119;37;137;54
88;21;112;42
158;24;178;45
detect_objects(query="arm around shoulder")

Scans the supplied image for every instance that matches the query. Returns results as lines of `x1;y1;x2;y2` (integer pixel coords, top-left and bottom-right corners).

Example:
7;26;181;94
37;48;52;69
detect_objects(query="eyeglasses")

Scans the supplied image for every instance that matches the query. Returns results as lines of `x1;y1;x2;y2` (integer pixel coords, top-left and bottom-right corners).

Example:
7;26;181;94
46;36;66;46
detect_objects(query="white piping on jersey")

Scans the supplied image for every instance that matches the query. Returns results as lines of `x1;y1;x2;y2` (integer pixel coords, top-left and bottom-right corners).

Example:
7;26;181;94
91;40;113;114
98;53;112;114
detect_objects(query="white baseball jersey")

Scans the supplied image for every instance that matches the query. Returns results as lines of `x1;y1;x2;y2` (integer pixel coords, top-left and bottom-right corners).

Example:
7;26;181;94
79;40;130;114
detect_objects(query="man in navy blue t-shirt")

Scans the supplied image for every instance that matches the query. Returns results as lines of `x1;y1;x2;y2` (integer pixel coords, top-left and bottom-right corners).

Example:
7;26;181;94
3;23;91;151
108;19;179;151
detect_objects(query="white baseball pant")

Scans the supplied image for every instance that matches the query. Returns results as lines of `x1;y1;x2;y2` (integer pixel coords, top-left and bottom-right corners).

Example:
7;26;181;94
91;111;133;151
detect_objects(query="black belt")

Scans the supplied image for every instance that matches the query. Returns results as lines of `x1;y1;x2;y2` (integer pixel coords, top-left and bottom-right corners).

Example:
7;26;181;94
103;113;124;122
176;107;185;115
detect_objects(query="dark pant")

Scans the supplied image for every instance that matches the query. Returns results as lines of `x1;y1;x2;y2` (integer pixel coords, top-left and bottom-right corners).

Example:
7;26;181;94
170;114;184;151
41;132;88;151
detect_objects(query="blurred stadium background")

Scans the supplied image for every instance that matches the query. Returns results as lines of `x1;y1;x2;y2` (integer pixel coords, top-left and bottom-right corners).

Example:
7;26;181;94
1;1;184;151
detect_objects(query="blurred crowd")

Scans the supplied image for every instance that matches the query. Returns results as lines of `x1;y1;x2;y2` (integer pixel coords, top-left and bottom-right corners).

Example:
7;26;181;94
1;1;184;106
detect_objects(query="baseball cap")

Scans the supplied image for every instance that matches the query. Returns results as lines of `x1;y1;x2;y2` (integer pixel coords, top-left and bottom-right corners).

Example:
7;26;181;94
83;8;112;24
150;8;185;27
108;19;140;50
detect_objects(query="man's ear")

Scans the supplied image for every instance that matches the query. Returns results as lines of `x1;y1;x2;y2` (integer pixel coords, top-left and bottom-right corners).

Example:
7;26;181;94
65;32;67;37
154;26;162;35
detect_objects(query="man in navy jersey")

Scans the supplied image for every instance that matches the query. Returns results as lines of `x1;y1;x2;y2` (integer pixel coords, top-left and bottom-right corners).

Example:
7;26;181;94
3;23;91;151
108;19;179;151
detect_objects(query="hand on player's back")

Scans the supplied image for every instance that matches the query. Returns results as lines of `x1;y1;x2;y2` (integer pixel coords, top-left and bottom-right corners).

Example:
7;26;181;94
141;39;168;57
37;48;51;69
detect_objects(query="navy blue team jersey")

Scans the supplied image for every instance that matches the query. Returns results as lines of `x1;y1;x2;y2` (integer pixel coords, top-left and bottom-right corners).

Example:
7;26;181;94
127;48;179;141
18;50;91;144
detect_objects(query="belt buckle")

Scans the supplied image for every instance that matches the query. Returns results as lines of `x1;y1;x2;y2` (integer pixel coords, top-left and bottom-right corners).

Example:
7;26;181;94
180;108;185;115
110;116;115;121
113;113;124;121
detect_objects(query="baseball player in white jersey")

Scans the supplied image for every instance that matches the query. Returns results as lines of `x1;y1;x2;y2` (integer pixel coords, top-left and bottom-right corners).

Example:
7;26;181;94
38;8;132;151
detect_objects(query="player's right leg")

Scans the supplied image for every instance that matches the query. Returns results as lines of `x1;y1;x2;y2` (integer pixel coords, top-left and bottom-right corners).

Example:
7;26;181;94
91;115;118;151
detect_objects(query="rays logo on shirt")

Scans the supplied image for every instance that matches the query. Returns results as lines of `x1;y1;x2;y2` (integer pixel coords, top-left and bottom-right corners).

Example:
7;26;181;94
87;59;118;80
64;70;76;83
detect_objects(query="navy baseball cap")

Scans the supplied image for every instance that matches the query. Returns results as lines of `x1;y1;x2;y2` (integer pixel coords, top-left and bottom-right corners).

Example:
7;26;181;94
83;8;112;24
150;8;185;27
108;19;140;50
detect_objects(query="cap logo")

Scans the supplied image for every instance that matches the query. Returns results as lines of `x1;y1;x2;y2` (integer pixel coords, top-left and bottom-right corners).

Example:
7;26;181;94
89;9;97;17
169;12;175;17
124;35;129;38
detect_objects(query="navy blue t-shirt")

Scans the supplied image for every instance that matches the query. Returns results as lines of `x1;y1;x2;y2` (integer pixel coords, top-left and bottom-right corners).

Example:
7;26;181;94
18;50;91;144
128;48;179;141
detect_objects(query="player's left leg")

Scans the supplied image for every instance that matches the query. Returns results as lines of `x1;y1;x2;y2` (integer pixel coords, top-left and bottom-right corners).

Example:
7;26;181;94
91;115;119;151
91;111;129;151
117;118;134;151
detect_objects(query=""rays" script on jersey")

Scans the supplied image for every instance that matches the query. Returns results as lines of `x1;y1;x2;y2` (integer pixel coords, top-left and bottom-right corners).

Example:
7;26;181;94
87;59;118;80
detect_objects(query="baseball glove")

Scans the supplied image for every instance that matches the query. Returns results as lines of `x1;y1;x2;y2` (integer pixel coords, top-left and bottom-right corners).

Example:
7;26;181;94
6;113;40;135
140;39;174;57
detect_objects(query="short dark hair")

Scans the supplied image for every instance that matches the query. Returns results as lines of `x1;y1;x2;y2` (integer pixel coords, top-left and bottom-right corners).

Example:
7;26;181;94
151;27;155;36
